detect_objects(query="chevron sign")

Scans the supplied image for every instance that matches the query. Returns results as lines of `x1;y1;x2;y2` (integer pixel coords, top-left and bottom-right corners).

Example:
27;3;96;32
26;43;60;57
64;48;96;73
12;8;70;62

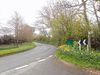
78;39;88;45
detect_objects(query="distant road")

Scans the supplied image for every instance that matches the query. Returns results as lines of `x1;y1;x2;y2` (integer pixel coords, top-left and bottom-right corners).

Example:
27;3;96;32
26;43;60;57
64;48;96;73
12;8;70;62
0;43;89;75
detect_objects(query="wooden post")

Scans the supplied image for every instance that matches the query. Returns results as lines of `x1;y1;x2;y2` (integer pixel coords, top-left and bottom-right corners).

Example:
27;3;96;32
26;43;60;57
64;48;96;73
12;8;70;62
79;45;81;50
87;45;89;51
88;31;93;51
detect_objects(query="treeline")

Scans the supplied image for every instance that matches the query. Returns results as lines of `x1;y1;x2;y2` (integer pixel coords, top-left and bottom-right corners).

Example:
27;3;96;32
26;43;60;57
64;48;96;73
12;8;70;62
35;0;100;49
0;35;14;44
0;12;33;45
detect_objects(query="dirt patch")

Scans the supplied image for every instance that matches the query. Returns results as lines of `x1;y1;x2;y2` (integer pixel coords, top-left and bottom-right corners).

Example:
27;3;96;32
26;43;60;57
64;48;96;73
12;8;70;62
86;68;100;75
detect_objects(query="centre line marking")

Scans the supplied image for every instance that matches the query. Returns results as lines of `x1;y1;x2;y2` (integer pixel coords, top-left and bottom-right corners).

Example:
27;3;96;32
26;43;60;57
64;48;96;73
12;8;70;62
15;65;29;70
36;57;41;60
49;55;53;58
37;59;46;62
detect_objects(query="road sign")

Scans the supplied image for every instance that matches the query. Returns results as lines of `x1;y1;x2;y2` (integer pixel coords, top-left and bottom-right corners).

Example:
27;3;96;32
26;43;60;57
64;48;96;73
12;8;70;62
78;39;88;45
66;39;74;45
78;39;88;50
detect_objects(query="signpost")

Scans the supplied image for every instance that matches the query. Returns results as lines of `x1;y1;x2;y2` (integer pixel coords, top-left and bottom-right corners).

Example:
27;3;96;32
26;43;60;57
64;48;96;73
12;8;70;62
78;31;93;51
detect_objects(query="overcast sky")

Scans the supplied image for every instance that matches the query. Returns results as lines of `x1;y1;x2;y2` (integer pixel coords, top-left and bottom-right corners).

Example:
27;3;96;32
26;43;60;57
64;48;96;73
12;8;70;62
0;0;49;26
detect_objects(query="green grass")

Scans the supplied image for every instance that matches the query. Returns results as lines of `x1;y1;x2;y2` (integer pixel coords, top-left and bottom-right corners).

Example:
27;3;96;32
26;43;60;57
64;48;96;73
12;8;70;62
0;42;36;56
55;45;100;70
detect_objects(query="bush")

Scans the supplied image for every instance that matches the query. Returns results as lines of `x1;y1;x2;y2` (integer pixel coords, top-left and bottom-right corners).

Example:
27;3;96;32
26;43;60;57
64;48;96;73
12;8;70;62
91;38;100;50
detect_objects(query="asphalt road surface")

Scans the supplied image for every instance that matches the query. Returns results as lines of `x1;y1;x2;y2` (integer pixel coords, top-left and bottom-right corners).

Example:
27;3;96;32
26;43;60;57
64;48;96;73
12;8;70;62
0;43;89;75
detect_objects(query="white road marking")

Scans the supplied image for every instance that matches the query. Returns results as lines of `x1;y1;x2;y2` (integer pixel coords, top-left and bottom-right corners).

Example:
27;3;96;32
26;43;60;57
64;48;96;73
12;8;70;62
48;55;53;58
37;59;46;62
37;55;53;62
15;55;53;70
15;65;29;70
0;55;54;75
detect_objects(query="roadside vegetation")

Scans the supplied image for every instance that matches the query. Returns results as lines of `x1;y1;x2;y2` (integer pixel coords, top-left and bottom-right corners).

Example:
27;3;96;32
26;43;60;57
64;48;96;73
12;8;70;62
34;35;58;46
0;43;35;56
33;0;100;70
55;44;100;70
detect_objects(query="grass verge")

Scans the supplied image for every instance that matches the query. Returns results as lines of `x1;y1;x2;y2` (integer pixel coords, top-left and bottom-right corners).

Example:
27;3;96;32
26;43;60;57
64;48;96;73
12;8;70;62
0;42;36;56
55;45;100;70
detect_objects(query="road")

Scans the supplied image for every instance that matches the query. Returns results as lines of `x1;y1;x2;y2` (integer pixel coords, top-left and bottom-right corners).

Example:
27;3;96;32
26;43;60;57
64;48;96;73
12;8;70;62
0;43;89;75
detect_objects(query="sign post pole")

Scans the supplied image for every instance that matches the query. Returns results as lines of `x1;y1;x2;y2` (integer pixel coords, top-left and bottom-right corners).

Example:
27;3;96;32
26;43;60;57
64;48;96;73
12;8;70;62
87;45;89;51
88;31;93;51
79;44;81;50
78;40;81;50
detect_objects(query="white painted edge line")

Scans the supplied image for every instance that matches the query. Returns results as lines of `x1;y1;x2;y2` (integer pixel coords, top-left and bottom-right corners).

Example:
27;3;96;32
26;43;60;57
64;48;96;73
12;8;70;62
15;65;29;70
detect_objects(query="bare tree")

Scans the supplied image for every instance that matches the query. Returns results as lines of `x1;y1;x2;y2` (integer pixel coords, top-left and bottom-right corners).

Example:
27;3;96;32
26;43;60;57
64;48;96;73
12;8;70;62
92;0;100;30
8;12;24;46
35;0;100;46
0;27;12;35
81;0;89;25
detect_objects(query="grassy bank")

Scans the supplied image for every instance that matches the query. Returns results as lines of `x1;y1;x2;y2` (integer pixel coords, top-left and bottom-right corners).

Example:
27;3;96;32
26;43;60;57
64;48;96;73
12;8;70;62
0;42;36;56
55;45;100;70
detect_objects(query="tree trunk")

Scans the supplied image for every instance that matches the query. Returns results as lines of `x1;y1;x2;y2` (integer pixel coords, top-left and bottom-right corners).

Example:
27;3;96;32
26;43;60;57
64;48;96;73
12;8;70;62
93;1;100;30
82;0;89;25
